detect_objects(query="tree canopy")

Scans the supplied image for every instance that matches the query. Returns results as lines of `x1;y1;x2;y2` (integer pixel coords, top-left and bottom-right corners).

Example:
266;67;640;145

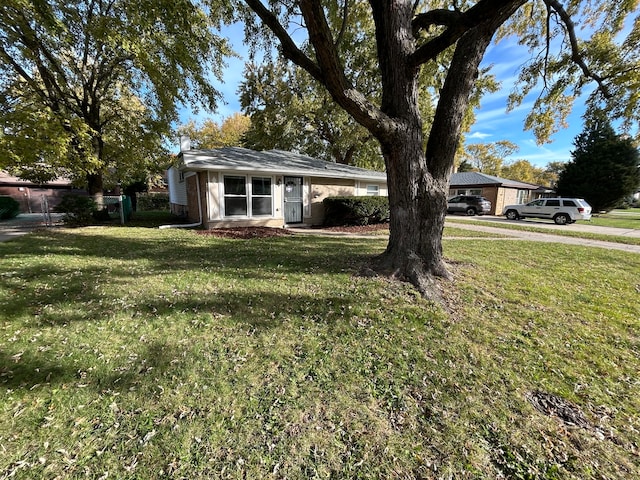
239;59;385;170
241;0;640;295
0;0;232;195
177;113;252;149
556;111;640;212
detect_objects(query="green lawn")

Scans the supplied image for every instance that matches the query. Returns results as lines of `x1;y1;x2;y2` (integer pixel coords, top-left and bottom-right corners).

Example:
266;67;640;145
584;208;640;229
1;228;638;479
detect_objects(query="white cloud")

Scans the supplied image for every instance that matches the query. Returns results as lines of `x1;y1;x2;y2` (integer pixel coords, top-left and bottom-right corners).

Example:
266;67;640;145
467;132;493;140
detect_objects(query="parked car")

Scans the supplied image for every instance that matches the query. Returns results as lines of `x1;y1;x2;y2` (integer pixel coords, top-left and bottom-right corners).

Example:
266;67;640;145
502;198;592;225
447;195;492;216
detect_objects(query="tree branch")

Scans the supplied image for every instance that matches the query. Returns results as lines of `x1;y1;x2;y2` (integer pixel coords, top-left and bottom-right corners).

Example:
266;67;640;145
243;0;322;81
410;0;524;66
543;0;611;98
411;9;463;36
334;0;349;47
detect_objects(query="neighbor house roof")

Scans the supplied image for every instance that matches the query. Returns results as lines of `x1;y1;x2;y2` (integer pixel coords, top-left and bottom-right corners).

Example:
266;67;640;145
178;147;387;182
0;170;73;187
450;171;539;190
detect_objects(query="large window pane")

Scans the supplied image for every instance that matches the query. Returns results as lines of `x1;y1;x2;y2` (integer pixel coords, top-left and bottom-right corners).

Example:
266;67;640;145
252;177;271;195
224;197;247;216
224;176;246;195
252;197;272;216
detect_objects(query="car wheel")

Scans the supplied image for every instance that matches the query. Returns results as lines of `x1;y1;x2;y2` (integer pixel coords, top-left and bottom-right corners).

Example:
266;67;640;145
505;209;519;220
554;213;570;225
465;207;476;216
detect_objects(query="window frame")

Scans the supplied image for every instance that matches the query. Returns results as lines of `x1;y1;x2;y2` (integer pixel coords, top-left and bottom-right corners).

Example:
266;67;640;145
221;174;274;218
366;184;380;196
250;176;273;217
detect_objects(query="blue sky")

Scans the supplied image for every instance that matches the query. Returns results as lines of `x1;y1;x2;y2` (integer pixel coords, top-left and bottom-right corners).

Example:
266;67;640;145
179;23;591;168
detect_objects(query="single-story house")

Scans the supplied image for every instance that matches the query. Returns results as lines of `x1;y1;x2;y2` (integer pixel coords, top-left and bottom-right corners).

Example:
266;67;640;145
0;171;84;213
167;146;388;228
449;172;543;215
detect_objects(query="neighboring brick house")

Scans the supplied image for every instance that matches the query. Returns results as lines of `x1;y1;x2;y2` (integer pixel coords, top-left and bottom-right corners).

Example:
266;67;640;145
0;171;85;213
449;172;544;215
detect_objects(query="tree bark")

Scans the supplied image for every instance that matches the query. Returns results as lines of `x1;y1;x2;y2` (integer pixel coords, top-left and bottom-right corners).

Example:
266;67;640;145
87;132;105;207
368;2;451;296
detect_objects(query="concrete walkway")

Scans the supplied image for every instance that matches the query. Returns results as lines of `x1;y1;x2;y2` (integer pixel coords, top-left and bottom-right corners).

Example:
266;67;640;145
0;213;62;242
2;213;639;254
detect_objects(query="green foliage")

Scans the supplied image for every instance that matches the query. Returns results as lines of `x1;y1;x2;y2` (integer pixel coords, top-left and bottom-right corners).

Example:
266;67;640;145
55;195;97;226
0;196;20;220
556;113;640;212
240;59;386;170
177;114;251;149
137;193;170;211
323;196;390;226
0;0;232;190
461;141;519;176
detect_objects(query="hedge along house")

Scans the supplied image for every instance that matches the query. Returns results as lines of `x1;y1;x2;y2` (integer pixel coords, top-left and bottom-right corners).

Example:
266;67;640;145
167;145;388;229
449;172;543;215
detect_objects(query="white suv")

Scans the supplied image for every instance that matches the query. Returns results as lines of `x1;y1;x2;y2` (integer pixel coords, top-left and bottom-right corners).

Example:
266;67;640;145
502;198;592;225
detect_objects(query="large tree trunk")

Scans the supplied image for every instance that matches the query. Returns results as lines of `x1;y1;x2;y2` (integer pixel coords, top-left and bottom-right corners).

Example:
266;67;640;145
375;127;451;296
87;130;105;207
368;3;451;296
372;6;518;297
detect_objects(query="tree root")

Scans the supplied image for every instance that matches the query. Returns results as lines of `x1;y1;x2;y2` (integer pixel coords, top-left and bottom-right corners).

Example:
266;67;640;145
363;251;455;307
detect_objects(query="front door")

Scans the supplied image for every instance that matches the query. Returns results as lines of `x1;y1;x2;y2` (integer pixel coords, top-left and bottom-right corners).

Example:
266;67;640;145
283;176;303;224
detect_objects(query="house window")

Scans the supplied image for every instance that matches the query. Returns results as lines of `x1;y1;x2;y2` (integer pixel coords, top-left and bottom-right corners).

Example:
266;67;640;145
223;175;247;216
366;185;380;196
516;189;529;204
251;177;272;216
222;175;273;217
178;171;185;183
455;189;482;196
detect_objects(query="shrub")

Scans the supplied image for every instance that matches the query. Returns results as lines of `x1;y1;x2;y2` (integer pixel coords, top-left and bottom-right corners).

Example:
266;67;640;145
55;195;97;226
0;196;20;220
323;196;390;226
137;192;170;211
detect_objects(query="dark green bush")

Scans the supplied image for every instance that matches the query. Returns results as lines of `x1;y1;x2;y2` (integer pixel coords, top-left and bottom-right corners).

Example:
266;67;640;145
55;195;97;226
323;196;390;226
0;196;20;220
137;192;170;211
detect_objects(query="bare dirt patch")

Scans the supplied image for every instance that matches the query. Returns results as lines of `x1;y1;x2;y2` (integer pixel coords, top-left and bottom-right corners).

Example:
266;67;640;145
194;223;390;239
195;227;294;240
314;223;390;234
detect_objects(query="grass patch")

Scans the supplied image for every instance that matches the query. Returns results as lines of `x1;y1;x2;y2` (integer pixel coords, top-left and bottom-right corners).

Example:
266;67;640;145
1;228;638;478
444;226;510;238
583;209;640;229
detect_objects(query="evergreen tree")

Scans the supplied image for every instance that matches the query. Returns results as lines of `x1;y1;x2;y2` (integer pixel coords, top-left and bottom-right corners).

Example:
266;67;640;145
557;112;640;212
